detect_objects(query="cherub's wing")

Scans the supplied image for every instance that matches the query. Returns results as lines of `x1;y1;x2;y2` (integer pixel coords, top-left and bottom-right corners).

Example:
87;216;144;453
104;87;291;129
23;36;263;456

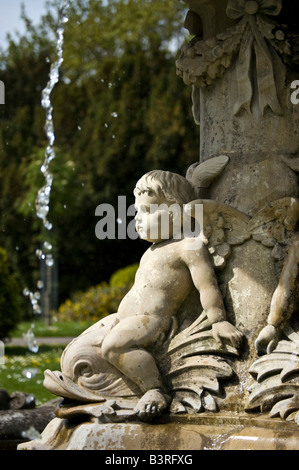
248;197;299;249
282;156;299;173
186;155;230;197
185;199;251;269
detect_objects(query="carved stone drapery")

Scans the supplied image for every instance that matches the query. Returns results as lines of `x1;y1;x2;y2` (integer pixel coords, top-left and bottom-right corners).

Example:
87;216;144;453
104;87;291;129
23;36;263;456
226;0;288;115
176;0;291;116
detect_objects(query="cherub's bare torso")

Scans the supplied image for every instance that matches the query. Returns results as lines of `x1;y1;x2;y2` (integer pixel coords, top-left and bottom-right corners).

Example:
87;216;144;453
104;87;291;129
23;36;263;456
117;239;196;324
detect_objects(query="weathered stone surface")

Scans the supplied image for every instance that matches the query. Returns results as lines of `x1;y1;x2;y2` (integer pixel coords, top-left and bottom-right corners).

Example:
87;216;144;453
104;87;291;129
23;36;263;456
0;407;54;440
0;389;36;411
18;413;299;451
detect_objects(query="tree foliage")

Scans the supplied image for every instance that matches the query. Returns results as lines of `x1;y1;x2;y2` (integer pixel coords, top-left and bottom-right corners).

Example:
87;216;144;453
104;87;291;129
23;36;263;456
0;247;22;339
0;0;198;308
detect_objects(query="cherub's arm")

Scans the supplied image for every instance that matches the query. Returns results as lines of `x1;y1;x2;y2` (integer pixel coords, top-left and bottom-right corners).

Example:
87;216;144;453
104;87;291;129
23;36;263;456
182;244;243;348
255;237;299;355
186;245;226;324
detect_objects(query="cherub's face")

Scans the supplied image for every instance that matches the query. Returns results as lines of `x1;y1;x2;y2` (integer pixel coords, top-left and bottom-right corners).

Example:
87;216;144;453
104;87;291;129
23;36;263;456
135;192;180;243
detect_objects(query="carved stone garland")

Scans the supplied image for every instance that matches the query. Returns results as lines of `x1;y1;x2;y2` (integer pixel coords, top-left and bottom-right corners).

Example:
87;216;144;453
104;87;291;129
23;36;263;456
176;0;291;116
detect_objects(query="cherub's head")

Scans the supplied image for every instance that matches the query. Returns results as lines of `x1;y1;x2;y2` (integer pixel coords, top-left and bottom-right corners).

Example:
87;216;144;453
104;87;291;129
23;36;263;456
133;170;195;243
134;170;195;206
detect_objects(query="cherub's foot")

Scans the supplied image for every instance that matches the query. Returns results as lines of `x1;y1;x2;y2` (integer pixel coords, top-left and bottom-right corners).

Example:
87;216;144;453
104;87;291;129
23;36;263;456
134;388;171;421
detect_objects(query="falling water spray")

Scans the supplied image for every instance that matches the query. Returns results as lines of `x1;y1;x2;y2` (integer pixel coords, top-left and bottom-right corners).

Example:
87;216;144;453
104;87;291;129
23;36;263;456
37;0;70;234
23;0;70;348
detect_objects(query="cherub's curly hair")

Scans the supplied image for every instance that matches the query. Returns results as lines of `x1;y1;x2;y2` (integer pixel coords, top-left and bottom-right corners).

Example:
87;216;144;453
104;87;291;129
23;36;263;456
134;170;195;206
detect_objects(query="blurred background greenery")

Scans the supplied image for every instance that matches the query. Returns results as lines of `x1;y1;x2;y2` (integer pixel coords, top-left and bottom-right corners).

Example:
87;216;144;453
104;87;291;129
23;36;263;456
0;0;199;339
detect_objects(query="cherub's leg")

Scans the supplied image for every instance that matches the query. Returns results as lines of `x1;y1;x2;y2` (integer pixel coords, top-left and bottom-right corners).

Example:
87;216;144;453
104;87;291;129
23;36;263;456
78;312;120;340
101;315;171;418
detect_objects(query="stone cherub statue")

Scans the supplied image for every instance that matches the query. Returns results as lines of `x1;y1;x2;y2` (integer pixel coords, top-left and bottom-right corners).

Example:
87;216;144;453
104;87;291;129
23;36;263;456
44;160;244;421
102;169;243;418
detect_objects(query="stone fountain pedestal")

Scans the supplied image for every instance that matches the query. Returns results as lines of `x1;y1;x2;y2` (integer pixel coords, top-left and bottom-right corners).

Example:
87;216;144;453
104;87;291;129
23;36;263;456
18;409;299;451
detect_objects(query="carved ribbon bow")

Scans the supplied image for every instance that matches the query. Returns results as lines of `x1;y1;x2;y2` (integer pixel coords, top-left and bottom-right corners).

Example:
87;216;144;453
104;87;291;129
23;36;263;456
226;0;282;115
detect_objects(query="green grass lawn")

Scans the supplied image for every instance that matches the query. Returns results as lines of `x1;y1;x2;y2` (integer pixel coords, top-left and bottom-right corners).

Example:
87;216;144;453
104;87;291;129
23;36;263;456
1;345;64;405
1;320;94;405
11;319;94;338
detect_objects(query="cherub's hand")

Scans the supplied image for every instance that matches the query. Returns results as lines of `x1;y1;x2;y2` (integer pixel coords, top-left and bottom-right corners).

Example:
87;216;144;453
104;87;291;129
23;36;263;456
212;321;243;349
255;324;280;356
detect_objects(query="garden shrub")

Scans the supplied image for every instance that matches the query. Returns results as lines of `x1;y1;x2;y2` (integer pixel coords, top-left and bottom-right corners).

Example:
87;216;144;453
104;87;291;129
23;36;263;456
0;247;22;340
57;264;139;322
109;263;139;288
